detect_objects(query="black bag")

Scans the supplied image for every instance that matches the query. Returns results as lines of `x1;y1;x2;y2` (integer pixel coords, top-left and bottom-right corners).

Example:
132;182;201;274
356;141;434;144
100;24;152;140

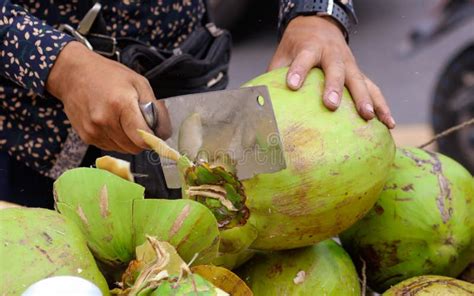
118;24;231;98
76;1;232;198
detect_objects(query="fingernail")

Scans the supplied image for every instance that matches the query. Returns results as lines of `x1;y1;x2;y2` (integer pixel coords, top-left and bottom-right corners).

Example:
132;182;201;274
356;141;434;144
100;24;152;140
389;116;396;127
327;91;340;106
365;103;374;114
289;73;301;88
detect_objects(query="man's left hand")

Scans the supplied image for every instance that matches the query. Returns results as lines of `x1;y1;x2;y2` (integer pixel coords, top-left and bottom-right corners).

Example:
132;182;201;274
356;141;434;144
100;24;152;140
268;15;396;129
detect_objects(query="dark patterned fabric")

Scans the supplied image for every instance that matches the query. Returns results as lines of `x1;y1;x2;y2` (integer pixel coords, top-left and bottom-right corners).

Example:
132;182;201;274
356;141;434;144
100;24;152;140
0;0;295;178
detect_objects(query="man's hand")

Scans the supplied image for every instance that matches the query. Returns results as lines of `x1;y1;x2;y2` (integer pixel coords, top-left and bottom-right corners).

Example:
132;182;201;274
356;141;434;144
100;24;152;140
269;16;396;129
46;41;171;154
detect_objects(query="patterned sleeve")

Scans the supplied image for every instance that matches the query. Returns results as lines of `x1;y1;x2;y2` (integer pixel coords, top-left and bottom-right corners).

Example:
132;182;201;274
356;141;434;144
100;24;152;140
0;0;74;96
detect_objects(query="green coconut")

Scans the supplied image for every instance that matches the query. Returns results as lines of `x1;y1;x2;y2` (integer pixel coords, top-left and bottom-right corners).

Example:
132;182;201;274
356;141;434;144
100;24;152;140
139;67;395;251
382;275;474;295
237;239;360;295
0;208;108;295
241;68;395;249
340;147;474;292
54;168;221;271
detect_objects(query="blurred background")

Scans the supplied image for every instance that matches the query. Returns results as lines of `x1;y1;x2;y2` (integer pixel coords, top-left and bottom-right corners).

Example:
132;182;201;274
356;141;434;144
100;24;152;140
210;0;474;173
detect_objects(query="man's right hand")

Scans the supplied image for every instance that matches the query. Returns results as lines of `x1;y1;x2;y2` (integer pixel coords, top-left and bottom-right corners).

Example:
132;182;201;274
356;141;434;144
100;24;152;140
46;41;171;154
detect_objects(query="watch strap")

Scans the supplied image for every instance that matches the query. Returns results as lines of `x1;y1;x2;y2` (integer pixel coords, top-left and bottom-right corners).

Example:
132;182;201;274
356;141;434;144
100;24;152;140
278;0;358;42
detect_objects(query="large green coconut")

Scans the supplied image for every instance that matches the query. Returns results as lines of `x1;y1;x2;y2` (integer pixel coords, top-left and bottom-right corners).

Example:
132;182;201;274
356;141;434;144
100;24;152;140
241;68;395;249
0;208;108;295
340;147;474;292
139;67;395;251
237;239;361;295
382;275;474;295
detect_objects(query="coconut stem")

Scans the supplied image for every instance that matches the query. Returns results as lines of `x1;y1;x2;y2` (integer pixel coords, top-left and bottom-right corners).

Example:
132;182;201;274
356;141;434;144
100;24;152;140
138;129;181;162
187;186;237;212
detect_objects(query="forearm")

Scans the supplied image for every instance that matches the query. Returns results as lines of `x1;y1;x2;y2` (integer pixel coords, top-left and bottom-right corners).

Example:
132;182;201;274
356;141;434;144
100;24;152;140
0;0;73;96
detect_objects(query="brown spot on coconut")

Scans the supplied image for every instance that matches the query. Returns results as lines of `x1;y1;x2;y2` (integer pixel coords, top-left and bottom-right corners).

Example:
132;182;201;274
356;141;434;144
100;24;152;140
374;204;384;215
99;185;110;218
401;184;414;191
169;204;191;237
76;205;89;226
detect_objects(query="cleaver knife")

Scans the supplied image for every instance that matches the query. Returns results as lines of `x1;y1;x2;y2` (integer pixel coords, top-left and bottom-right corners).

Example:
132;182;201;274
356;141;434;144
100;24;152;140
139;86;286;189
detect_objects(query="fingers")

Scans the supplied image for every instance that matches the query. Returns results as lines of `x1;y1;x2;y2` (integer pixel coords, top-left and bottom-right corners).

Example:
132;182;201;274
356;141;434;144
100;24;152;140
119;78;156;151
365;77;396;129
268;49;292;72
154;100;172;140
286;50;320;90
87;106;141;154
345;62;376;121
321;51;345;110
106;120;143;154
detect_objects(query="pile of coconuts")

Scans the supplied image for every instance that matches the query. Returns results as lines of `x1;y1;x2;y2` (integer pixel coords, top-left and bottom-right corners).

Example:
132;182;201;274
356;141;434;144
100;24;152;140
1;68;473;295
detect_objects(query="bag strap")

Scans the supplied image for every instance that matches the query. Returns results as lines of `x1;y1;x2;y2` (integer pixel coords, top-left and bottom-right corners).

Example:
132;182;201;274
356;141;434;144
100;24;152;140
64;1;219;60
76;0;108;35
77;0;95;19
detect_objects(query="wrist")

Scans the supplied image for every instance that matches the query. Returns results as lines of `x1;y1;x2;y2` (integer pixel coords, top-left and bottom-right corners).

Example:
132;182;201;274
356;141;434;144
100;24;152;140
287;15;346;39
46;41;90;100
318;15;346;37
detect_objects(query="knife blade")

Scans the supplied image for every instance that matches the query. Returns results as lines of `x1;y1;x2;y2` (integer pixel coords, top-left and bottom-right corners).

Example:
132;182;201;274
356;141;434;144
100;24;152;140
139;86;286;188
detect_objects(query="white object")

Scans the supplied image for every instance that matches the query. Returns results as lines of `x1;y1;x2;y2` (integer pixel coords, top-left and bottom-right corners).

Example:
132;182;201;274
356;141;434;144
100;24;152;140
22;276;102;296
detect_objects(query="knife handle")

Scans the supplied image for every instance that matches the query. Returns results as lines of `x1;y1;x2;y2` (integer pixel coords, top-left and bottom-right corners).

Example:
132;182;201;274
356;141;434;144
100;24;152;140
139;102;159;131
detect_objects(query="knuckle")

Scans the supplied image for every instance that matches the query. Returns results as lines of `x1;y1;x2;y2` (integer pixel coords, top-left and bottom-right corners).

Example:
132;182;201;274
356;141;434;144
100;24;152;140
372;87;384;99
350;71;365;82
332;58;345;69
108;97;123;109
90;113;107;127
299;48;315;57
141;76;151;87
329;71;345;84
135;75;151;88
290;61;308;73
84;123;101;139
